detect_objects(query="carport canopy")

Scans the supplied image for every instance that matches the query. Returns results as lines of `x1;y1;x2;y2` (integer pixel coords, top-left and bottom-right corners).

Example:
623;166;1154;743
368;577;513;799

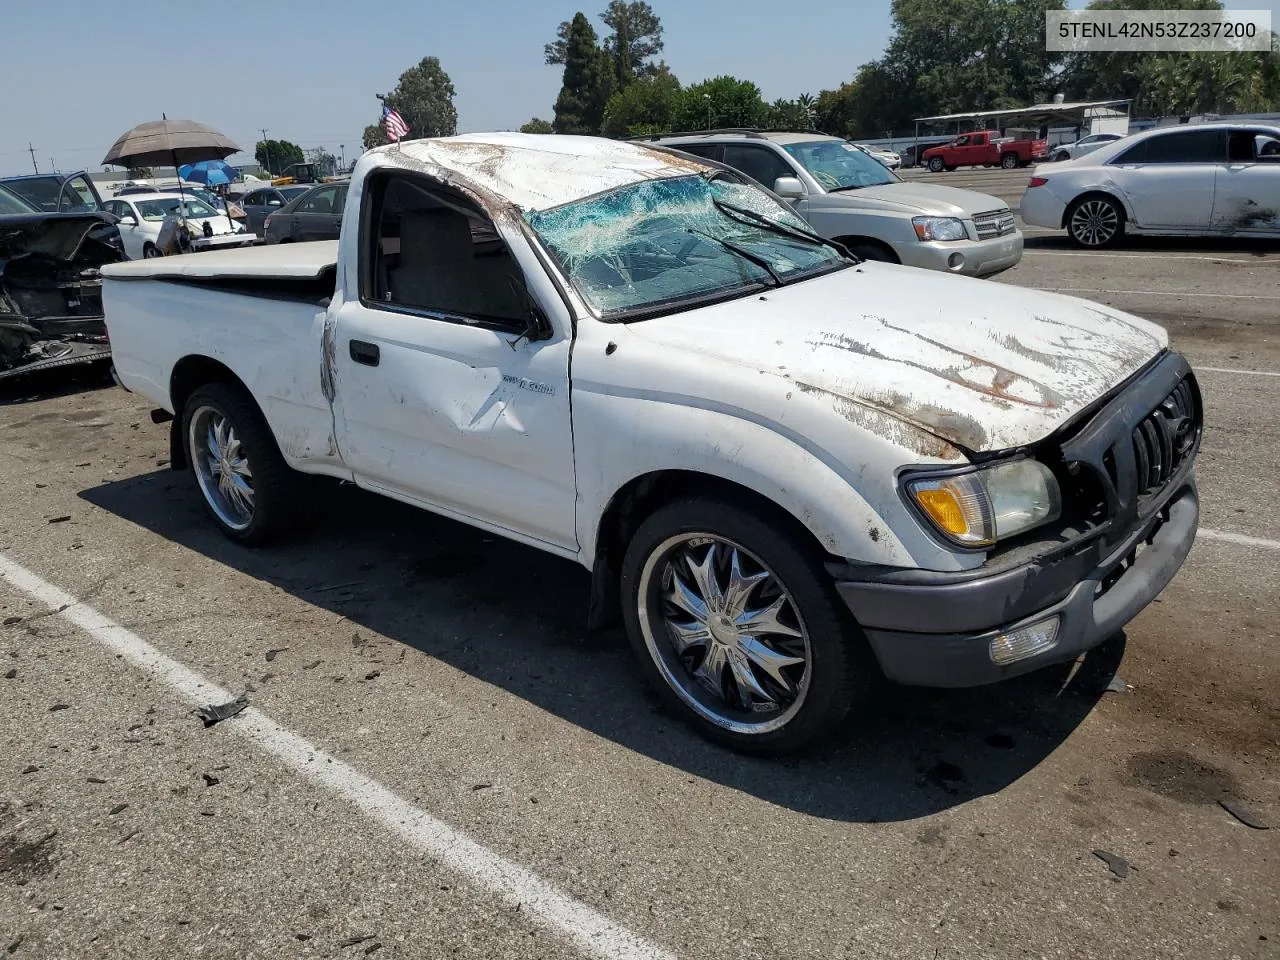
911;99;1132;153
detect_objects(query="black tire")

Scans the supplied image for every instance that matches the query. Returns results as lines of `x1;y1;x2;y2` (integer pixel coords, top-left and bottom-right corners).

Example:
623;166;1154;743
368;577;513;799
1054;150;1070;162
1066;194;1125;249
846;242;898;265
142;243;161;259
1000;152;1020;169
180;381;304;545
928;156;944;172
620;496;873;755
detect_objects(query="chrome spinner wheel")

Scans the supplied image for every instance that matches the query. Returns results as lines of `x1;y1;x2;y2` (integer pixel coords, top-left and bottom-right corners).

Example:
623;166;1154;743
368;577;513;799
637;534;812;735
189;404;255;531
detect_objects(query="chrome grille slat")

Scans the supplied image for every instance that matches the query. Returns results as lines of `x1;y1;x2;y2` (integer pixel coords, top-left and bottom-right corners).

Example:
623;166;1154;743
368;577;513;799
972;208;1017;239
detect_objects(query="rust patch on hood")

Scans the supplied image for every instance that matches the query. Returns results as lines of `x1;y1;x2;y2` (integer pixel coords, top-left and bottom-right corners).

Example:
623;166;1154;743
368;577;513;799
795;381;965;460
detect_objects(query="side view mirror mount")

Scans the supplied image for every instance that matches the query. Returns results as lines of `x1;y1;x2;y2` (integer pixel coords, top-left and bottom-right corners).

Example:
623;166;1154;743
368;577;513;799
772;176;806;200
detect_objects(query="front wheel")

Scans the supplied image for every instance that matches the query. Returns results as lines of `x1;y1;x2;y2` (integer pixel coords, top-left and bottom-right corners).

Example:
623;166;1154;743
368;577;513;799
142;243;161;259
1066;195;1125;248
928;157;944;172
1000;153;1020;169
182;381;303;545
621;497;871;754
1054;150;1070;162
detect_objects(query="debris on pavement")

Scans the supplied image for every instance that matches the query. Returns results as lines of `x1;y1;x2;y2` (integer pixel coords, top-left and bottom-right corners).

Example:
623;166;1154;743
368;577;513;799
265;648;287;662
46;516;71;524
364;944;382;955
364;671;380;681
304;660;322;670
20;765;38;775
202;774;220;787
195;697;248;728
108;803;128;815
3;669;15;680
117;829;140;845
2;616;22;626
1219;799;1270;830
87;777;106;784
1093;849;1133;878
471;782;493;792
1103;676;1130;693
337;934;375;948
48;704;69;712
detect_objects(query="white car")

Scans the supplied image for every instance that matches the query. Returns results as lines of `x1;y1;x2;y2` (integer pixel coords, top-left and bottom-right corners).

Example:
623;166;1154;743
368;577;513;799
101;132;1201;753
102;192;252;259
854;143;901;169
1049;133;1124;163
1021;123;1280;247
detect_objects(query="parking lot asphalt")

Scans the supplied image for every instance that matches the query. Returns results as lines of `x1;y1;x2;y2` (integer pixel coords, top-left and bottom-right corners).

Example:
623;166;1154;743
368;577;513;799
2;167;1278;960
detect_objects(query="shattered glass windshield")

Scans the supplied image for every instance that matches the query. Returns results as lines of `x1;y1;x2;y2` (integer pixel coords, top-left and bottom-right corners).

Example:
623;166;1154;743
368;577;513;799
136;197;220;221
783;140;899;191
525;174;849;320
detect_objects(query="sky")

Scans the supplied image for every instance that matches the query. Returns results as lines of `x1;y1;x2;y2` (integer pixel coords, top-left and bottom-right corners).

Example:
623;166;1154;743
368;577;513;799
2;0;1277;177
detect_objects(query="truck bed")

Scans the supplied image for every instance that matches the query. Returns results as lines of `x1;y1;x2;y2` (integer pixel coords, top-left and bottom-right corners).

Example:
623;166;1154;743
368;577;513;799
102;241;338;302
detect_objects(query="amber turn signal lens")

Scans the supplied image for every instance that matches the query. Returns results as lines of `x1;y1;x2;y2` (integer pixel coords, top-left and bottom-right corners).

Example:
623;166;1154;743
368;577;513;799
914;488;969;536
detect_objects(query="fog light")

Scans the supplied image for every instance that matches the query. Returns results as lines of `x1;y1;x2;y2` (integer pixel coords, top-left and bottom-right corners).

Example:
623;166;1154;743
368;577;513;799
947;252;964;270
989;616;1060;665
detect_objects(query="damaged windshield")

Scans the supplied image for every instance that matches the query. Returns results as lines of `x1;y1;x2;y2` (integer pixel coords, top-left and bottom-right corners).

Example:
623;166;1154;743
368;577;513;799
783;140;899;191
525;173;850;320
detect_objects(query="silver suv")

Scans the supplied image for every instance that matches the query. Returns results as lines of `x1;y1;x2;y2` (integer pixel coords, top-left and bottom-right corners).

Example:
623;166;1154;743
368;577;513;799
651;130;1023;277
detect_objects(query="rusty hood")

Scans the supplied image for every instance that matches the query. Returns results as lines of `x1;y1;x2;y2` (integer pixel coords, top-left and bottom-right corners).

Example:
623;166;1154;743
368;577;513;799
625;261;1168;454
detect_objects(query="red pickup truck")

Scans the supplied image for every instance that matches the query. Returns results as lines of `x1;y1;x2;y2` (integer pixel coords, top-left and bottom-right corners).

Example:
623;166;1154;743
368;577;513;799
922;131;1049;172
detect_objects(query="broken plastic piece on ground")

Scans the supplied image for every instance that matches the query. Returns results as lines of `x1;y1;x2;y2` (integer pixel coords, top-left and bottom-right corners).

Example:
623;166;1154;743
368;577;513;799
1092;849;1131;878
338;934;375;948
1103;676;1128;693
1219;798;1269;830
196;696;248;727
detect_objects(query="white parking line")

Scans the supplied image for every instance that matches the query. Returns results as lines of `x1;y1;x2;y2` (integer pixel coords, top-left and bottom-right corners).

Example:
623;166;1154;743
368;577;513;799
0;553;674;960
1041;287;1280;301
1198;528;1280;551
1197;366;1280;378
1023;251;1277;265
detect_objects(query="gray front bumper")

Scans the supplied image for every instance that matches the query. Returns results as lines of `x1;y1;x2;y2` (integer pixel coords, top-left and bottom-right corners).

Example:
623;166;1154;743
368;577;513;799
836;482;1198;688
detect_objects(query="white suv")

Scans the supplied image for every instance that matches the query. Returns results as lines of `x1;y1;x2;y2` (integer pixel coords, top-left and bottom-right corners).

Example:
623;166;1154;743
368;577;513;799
651;130;1022;277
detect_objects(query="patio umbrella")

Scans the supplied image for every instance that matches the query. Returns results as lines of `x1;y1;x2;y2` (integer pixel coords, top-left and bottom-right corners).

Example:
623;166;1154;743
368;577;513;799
102;118;241;169
178;159;239;187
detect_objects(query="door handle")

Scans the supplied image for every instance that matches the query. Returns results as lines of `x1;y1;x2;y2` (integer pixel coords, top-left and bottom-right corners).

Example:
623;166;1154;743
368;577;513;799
349;339;380;366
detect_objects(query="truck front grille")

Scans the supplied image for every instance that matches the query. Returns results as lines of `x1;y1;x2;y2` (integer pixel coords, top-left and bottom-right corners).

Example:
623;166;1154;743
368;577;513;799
973;209;1017;239
1133;376;1199;501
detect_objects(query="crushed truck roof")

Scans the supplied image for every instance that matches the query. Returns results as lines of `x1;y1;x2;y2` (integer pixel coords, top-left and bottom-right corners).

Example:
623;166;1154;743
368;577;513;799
369;132;712;212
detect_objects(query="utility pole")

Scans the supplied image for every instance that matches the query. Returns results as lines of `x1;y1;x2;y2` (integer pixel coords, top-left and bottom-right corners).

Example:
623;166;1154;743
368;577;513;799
27;143;38;173
340;144;345;172
260;128;271;176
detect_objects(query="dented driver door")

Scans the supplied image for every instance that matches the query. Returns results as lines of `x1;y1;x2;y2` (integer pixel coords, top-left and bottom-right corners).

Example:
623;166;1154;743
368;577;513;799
329;175;576;552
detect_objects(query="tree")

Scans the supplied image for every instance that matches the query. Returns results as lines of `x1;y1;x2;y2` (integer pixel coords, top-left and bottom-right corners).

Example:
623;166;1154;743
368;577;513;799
371;56;458;142
552;13;615;134
766;93;816;131
672;76;770;132
362;124;388;151
600;1;664;86
520;117;556;133
305;146;338;177
601;66;681;137
254;138;304;175
1062;0;1280;116
813;82;860;137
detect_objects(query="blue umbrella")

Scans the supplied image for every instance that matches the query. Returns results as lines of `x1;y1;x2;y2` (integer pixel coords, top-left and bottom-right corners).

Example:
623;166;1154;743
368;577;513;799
178;159;239;186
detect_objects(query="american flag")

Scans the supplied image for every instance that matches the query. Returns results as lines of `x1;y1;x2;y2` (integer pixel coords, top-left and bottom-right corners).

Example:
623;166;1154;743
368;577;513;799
382;105;410;141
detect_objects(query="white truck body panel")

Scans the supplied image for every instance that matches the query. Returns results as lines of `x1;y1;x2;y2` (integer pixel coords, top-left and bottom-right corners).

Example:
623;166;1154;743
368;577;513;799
103;132;1169;575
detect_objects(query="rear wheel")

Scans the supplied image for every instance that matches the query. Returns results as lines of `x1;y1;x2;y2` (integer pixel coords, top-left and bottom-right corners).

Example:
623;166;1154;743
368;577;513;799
621;497;871;754
182;381;303;545
1000;152;1020;169
1066;195;1125;248
928;156;944;172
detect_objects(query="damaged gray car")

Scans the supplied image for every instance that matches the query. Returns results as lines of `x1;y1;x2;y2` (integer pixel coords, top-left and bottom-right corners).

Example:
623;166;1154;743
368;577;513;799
0;183;124;381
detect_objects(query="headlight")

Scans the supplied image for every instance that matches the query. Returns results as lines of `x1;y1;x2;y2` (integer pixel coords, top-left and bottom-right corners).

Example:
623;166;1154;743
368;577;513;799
905;459;1062;548
912;216;968;242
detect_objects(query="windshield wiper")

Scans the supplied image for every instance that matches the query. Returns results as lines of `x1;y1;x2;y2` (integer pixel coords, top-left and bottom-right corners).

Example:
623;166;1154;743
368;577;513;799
708;196;853;260
827;183;867;192
688;228;781;286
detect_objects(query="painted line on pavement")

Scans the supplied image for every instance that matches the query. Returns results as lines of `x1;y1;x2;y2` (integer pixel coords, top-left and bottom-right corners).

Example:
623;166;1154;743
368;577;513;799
1197;366;1280;378
1023;251;1276;265
0;553;674;960
1198;528;1280;551
1040;287;1280;301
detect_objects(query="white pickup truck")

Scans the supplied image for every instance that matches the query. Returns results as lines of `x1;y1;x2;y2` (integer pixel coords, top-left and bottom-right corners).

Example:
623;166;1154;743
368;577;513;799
102;133;1202;754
